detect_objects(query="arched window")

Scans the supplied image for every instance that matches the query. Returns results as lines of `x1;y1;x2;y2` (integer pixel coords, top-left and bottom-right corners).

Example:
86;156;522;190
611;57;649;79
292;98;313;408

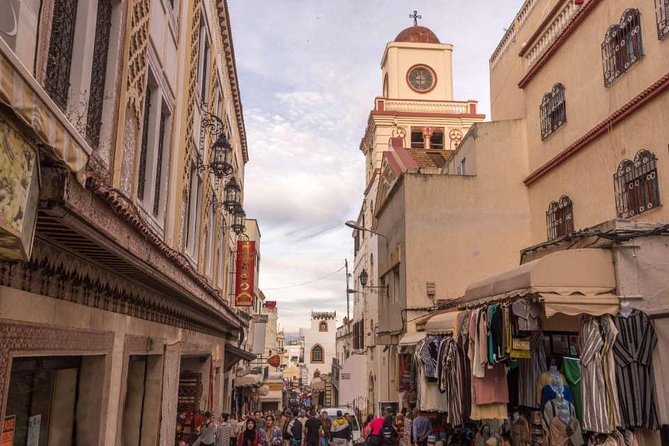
311;345;324;363
658;0;669;39
540;83;566;140
546;196;574;241
602;9;643;87
319;321;328;332
614;150;661;218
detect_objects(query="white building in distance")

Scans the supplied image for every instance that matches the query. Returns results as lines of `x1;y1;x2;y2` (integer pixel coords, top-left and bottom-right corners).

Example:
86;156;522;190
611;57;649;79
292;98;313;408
299;312;336;385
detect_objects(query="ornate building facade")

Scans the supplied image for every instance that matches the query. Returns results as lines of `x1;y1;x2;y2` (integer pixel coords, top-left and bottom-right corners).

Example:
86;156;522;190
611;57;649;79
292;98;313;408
0;0;254;444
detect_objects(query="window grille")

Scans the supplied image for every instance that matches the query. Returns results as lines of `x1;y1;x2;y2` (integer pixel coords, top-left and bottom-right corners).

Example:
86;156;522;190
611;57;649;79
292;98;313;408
45;0;79;110
602;9;643;87
137;92;151;200
540;83;566;140
86;0;112;147
657;0;669;39
430;131;444;149
411;131;424;149
546;196;574;241
614;150;661;218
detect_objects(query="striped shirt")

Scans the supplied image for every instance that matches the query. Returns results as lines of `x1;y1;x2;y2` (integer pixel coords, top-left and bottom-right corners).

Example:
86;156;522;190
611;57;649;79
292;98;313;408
613;310;659;430
580;316;611;433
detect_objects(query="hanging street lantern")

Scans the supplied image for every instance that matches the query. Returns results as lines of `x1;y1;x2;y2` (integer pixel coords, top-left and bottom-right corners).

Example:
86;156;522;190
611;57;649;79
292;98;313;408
232;206;246;234
223;177;242;211
197;107;234;179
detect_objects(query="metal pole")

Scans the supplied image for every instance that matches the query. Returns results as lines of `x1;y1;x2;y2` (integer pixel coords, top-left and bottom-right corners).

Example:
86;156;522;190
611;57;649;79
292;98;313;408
345;259;350;321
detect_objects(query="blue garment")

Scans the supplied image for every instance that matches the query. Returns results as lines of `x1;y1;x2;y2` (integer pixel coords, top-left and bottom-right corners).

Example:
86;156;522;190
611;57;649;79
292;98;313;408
412;415;432;442
540;383;575;411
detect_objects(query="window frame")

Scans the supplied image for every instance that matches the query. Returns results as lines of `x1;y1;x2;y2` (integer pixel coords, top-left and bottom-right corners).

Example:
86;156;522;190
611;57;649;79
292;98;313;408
540;83;567;140
656;0;669;39
311;344;324;363
546;196;575;241
318;321;328;332
614;150;661;218
602;9;644;87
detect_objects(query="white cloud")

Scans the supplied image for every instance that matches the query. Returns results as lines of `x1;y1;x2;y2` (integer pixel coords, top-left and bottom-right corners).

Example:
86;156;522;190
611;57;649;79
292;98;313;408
228;0;525;329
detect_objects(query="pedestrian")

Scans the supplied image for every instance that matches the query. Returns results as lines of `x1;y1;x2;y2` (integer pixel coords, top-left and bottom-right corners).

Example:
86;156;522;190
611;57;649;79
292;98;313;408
255;411;267;431
305;411;322;446
330;411;351;446
298;410;309;435
237;419;262;446
380;416;399;446
319;411;332;446
194;412;217;446
287;410;303;446
365;415;384;446
282;410;294;446
394;415;405;446
263;415;283;446
217;414;234;446
411;411;431;446
230;415;240;446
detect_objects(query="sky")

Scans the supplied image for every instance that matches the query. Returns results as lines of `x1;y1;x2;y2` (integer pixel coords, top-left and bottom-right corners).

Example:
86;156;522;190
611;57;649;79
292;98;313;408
227;0;526;332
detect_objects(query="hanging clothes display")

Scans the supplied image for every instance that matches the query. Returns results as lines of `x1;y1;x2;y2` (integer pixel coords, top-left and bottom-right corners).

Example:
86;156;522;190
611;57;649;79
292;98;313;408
415;338;447;412
598;315;622;431
613;309;659;430
579;316;612;433
518;331;547;408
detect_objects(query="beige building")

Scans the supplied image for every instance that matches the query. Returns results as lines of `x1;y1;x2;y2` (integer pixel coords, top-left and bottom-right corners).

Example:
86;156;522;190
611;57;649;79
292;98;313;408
345;21;488;413
0;0;256;444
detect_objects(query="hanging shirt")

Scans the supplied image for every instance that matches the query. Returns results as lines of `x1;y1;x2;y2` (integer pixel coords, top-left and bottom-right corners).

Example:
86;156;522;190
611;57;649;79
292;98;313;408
613;309;659;430
518;331;547;408
511;300;541;333
599;315;622;431
473;362;509;405
580;316;612;434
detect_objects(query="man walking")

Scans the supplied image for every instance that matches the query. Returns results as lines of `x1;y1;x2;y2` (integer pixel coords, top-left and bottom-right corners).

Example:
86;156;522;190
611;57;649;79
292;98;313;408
330;411;350;446
304;411;321;446
319;411;331;446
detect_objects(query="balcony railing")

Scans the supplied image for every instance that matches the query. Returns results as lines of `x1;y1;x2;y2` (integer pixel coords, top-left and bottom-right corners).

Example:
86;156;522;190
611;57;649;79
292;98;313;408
375;98;478;115
490;0;540;66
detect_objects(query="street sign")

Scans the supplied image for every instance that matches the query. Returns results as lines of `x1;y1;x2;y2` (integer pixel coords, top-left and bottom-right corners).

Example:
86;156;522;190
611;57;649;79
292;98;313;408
268;355;281;368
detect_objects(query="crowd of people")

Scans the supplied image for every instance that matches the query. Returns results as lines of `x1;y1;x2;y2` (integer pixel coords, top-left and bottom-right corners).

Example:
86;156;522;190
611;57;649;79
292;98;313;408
178;408;355;446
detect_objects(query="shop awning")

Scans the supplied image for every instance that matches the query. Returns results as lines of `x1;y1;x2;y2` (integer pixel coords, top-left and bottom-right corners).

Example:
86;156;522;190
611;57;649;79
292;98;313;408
257;384;270;396
398;331;426;346
0;42;90;184
224;344;256;372
311;377;325;391
424;311;460;334
259;390;283;402
463;249;619;316
235;374;262;388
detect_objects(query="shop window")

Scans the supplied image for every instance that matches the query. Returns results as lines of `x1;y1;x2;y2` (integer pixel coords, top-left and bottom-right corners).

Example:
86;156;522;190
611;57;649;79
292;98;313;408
121;355;164;446
5;355;105;445
656;0;669;39
602;9;643;87
311;345;324;363
319;321;328;332
614;150;661;218
540;83;567;140
546;196;575;241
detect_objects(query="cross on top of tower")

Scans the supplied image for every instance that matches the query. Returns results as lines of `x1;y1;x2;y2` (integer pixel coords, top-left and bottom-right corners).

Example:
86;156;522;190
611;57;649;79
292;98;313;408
410;10;422;26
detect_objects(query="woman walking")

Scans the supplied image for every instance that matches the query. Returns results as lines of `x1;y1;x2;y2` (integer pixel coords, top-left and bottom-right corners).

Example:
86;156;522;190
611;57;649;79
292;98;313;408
237;419;263;446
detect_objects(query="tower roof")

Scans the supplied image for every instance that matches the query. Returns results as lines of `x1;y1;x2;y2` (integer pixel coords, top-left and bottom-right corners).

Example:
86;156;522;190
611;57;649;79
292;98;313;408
394;25;440;44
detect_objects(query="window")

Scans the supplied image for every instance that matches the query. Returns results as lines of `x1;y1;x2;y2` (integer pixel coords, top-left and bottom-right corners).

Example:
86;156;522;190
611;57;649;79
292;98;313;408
540;83;566;140
546;196;575;241
311;345;324;363
86;0;113;147
319;321;328;332
205;196;216;278
411;131;424;149
658;0;669;39
45;0;79;109
197;17;210;104
614;150;661;218
457;157;467;175
602;9;643;87
185;164;203;256
137;72;171;219
430;131;444;149
353;320;365;350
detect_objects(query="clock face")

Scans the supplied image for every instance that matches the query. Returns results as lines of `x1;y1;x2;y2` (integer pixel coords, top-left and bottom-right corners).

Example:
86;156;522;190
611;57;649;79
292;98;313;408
407;66;435;92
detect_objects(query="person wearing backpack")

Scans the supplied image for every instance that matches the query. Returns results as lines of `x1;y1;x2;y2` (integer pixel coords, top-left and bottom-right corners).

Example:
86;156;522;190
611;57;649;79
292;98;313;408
380;417;399;446
287;410;303;446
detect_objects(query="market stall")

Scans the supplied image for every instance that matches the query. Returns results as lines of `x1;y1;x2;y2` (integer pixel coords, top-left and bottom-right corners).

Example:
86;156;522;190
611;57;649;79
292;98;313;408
409;249;660;445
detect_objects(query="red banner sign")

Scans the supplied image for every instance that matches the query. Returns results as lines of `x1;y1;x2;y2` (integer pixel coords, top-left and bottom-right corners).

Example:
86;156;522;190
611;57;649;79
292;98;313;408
235;241;256;306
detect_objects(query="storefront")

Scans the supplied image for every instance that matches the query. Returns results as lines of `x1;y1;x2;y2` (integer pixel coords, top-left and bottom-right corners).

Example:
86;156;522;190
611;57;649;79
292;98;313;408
410;249;664;445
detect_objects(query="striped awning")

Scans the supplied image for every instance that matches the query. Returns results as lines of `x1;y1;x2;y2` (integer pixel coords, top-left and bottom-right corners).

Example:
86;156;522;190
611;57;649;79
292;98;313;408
0;41;90;184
